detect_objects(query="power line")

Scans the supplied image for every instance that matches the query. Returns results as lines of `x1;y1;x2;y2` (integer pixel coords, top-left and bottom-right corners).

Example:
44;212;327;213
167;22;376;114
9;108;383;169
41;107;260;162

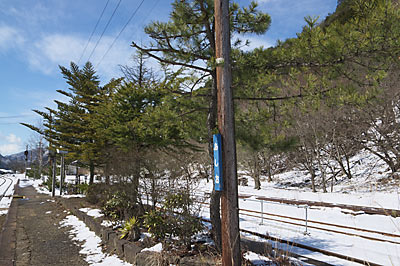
122;0;160;66
78;0;111;65
96;0;146;69
0;115;34;119
87;0;123;63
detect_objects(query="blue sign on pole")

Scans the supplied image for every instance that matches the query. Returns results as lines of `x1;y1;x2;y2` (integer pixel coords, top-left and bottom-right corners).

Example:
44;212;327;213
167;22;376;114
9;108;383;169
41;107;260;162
213;134;223;191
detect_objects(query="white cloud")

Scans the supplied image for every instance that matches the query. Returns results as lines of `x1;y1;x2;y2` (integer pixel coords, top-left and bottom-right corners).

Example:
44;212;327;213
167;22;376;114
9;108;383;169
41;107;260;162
0;25;24;51
0;133;22;155
26;33;134;80
0;143;21;155
6;133;21;144
238;35;274;51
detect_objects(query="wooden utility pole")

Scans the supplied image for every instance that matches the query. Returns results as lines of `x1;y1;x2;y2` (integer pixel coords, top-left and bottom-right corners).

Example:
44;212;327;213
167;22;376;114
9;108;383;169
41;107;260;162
60;153;64;196
51;153;56;197
214;0;241;265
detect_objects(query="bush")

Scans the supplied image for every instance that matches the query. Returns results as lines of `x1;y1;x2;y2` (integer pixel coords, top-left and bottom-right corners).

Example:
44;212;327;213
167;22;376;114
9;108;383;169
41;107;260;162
86;183;110;205
77;183;89;194
143;210;168;240
43;178;59;192
102;191;132;221
142;192;203;246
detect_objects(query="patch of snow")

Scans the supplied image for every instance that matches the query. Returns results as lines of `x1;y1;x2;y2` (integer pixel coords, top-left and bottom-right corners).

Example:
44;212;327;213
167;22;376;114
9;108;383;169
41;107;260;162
0;209;7;215
79;208;104;218
244;251;273;265
139;232;152;241
59;215;132;266
45;211;52;214
141;243;162;253
62;194;85;198
101;220;113;227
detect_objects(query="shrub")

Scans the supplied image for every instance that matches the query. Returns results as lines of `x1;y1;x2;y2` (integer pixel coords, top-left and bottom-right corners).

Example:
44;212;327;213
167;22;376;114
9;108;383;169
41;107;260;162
86;183;110;205
77;183;89;194
43;178;59;192
142;210;168;240
119;216;141;241
142;192;203;246
102;191;132;221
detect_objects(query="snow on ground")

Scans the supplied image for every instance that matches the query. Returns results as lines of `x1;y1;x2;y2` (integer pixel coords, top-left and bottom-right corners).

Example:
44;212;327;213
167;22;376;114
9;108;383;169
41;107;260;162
9;148;399;265
141;243;162;253
193;149;400;265
79;208;104;218
0;174;20;214
243;251;304;266
20;176;85;198
60;215;132;266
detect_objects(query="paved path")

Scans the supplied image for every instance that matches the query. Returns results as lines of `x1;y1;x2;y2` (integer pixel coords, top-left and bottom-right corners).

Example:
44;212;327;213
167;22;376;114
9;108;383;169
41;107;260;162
14;185;88;266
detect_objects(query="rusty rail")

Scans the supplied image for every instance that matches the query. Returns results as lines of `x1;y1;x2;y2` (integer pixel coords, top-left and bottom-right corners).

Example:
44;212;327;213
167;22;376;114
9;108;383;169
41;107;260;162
255;196;400;217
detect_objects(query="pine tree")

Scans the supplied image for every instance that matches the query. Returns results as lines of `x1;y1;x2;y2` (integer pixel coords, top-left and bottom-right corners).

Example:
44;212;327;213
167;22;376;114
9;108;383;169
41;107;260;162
133;0;270;250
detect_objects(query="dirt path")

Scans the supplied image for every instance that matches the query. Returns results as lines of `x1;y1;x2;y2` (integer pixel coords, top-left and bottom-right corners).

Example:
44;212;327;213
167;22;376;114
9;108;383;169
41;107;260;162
15;186;88;266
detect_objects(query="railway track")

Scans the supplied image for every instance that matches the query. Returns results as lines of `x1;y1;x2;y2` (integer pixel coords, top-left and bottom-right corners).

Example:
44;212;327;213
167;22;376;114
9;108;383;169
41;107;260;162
144;189;398;265
197;199;400;243
195;201;387;265
0;174;14;203
254;196;400;218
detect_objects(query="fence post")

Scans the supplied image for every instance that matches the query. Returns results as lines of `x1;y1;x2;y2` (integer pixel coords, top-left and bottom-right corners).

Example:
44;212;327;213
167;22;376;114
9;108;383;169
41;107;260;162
304;205;310;235
260;200;264;225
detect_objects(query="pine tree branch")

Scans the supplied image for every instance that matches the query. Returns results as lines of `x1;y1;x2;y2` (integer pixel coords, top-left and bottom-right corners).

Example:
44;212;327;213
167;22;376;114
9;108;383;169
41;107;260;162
131;42;210;73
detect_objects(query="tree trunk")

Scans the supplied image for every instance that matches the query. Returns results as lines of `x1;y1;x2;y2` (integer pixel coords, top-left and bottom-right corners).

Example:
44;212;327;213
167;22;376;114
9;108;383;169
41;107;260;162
266;158;272;182
104;161;110;185
89;162;95;185
210;189;222;250
321;172;327;193
207;70;222;252
310;167;316;193
253;154;261;190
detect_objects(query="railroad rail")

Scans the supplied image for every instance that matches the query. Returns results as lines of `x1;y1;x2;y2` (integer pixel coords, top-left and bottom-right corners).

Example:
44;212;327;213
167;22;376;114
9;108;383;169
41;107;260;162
197;200;400;245
143;194;391;265
0;175;14;203
198;216;383;266
154;189;400;242
254;196;400;218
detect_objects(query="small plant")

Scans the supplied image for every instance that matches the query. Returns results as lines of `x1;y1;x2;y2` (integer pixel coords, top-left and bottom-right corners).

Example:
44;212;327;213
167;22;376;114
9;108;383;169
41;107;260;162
142;192;203;246
77;183;89;194
86;183;110;204
119;216;140;241
102;191;131;221
142;209;167;240
43;178;59;192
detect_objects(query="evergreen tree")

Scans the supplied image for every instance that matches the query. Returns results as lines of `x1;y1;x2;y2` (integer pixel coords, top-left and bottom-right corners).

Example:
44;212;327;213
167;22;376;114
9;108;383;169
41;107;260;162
133;0;270;250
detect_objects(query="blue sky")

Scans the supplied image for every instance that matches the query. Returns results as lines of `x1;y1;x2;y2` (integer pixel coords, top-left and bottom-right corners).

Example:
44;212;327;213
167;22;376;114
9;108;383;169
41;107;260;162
0;0;337;155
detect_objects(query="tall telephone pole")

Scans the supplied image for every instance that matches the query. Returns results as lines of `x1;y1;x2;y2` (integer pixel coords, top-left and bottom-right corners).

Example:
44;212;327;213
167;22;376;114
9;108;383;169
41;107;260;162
214;0;241;265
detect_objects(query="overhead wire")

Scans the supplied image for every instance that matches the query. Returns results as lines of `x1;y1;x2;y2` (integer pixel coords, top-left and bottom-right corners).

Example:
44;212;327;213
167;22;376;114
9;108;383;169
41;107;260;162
87;0;123;63
95;0;146;69
78;0;111;65
0;115;33;119
121;0;161;67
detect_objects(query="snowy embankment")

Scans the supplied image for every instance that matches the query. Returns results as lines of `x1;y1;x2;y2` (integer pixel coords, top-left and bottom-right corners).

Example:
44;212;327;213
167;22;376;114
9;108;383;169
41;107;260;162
194;149;400;265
